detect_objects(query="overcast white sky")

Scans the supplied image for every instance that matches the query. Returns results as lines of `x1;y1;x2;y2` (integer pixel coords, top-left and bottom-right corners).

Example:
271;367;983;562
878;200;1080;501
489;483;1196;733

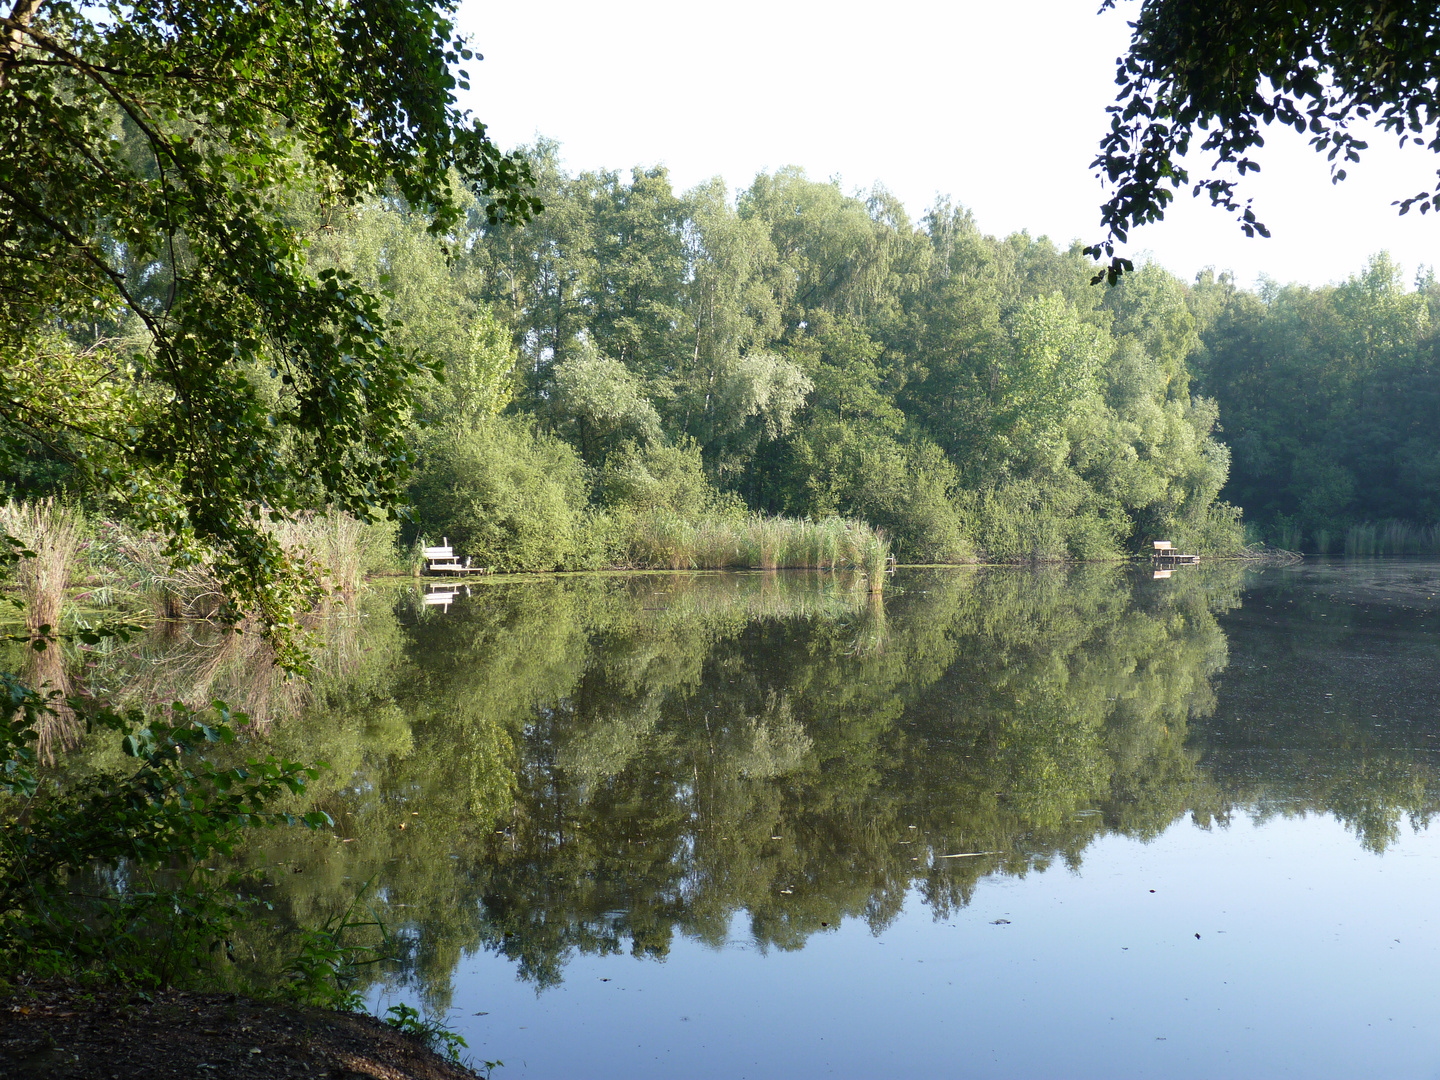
456;0;1440;290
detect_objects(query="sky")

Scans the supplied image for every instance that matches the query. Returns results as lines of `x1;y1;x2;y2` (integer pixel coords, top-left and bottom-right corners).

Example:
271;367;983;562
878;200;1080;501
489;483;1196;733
456;0;1440;291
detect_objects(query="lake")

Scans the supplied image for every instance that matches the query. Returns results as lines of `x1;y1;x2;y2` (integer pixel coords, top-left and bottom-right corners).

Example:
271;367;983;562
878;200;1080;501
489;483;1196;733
113;559;1440;1079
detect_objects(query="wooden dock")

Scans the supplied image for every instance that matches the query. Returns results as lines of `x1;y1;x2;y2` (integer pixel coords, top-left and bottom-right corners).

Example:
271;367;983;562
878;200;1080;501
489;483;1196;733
1150;540;1199;568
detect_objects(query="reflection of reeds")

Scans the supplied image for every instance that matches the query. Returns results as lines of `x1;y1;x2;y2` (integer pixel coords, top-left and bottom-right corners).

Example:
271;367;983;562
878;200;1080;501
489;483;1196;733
25;640;79;763
87;600;370;727
1;498;84;635
847;591;889;657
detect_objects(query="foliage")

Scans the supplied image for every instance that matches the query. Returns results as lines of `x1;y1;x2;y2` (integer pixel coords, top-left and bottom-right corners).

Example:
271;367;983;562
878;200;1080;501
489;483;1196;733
1087;0;1440;282
284;885;389;1010
409;416;593;572
0;0;538;666
304;191;521;430
600;440;732;521
548;344;664;461
455;149;1242;561
0;689;331;982
1194;253;1440;543
384;1003;471;1066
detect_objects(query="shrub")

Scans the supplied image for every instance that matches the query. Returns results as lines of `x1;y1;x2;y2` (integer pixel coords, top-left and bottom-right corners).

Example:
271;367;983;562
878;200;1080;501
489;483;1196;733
1171;500;1246;557
410;417;591;572
0;688;330;984
977;477;1123;562
600;439;732;521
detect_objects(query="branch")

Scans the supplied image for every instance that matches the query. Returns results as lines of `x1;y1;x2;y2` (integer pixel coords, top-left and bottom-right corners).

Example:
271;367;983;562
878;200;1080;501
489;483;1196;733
0;0;43;89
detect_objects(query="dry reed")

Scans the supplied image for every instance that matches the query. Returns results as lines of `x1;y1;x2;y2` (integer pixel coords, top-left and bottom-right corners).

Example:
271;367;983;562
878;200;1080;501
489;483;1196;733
0;498;84;636
0;499;85;760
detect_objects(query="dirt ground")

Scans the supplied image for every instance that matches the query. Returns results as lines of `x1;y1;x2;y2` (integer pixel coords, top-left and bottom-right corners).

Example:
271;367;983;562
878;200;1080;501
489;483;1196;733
0;982;487;1079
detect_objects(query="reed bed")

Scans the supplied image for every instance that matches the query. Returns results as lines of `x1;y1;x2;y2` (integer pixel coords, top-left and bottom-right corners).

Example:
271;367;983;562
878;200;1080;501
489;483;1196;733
0;498;85;636
0;499;86;760
88;508;391;618
266;509;386;597
622;512;890;587
1276;523;1305;553
89;521;227;618
1342;521;1440;556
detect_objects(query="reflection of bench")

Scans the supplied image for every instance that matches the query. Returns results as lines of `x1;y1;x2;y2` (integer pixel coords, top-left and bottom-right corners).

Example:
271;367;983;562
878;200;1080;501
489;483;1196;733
422;583;476;612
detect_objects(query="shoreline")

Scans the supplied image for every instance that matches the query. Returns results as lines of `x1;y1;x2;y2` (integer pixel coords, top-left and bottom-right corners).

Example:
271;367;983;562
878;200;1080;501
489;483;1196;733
0;981;487;1080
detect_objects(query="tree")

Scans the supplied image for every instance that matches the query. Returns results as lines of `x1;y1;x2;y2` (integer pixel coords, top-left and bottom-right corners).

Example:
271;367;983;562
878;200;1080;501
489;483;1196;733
548;343;663;463
0;0;539;660
1088;0;1440;283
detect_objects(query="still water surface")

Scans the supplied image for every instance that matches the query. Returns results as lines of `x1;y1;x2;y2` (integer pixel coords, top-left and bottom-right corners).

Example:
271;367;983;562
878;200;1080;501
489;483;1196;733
127;560;1440;1078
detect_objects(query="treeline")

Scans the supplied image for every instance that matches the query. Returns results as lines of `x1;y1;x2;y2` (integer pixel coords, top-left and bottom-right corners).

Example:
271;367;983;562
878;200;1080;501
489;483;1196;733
19;136;1440;567
300;140;1244;566
1193;253;1440;552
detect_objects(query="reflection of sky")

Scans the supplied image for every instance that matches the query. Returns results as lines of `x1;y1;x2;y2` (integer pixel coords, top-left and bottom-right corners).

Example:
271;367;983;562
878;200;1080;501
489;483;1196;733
398;814;1440;1080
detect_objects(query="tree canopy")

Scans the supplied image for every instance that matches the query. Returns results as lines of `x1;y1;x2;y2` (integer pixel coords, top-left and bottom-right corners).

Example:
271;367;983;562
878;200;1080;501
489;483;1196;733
1089;0;1440;282
0;0;538;659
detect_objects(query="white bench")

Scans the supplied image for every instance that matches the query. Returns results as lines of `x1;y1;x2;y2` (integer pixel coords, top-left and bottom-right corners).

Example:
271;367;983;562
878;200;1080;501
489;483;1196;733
423;538;466;573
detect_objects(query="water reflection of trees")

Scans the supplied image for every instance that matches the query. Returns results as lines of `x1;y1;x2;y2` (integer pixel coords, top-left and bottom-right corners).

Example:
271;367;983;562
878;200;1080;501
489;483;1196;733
79;567;1440;1004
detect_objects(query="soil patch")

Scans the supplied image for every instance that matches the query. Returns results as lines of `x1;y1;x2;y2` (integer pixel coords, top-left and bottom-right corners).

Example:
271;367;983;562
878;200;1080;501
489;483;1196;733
0;982;485;1079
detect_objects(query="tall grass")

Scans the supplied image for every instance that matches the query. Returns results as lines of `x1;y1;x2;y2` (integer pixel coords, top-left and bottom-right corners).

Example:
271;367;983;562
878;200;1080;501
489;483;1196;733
0;498;84;636
1343;520;1440;556
90;509;395;618
621;513;890;587
90;522;226;619
1276;522;1305;552
267;510;397;597
0;499;86;760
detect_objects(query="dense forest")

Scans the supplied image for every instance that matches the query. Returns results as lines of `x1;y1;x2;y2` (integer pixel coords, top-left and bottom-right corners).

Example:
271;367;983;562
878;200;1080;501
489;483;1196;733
318;140;1244;566
10;137;1440;566
295;142;1440;564
1195;254;1440;551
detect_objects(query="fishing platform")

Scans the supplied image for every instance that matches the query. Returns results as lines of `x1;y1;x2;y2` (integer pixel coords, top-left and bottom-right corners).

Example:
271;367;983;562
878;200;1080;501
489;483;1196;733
1151;540;1199;571
423;539;493;575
